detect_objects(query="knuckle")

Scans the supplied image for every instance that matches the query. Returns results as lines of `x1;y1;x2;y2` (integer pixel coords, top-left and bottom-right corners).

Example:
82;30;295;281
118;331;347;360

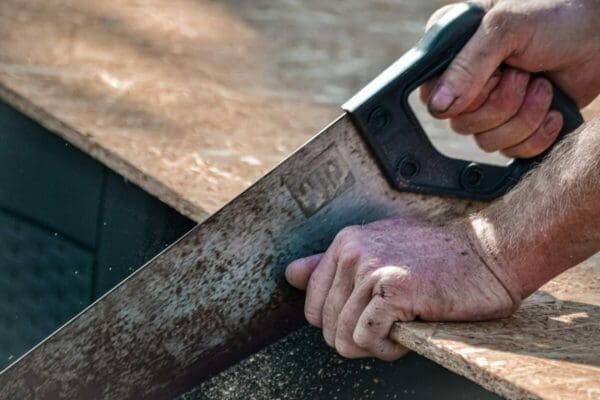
374;283;409;307
334;225;360;244
338;242;365;269
372;267;413;292
483;9;512;33
373;280;392;299
483;8;524;52
448;57;477;84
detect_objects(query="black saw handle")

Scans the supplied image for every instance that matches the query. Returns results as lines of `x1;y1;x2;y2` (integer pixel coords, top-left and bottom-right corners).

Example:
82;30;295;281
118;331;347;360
343;2;583;201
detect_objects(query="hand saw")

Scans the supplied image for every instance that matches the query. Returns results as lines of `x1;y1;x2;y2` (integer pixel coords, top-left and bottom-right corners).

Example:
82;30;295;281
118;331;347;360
0;3;583;399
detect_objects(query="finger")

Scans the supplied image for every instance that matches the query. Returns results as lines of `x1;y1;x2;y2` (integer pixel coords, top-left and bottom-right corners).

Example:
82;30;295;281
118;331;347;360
463;69;502;113
303;249;337;328
501;110;563;159
421;69;500;113
333;277;374;359
428;8;521;117
322;242;364;346
285;253;324;290
353;296;410;362
304;227;357;328
450;68;529;135
474;77;554;152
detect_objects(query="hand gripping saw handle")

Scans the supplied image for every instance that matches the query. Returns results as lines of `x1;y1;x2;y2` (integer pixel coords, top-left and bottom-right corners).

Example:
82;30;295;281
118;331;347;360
343;2;584;201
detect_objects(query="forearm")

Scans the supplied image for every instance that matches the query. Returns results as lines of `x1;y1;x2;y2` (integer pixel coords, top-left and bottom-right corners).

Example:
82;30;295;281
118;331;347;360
470;116;600;299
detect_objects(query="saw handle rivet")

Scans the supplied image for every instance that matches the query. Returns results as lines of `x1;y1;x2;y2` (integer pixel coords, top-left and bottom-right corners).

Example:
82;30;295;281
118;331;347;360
460;163;484;189
367;107;391;131
398;157;420;180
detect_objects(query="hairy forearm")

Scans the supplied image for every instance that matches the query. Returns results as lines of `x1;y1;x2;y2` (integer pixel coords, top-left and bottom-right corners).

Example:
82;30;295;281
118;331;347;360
470;116;600;299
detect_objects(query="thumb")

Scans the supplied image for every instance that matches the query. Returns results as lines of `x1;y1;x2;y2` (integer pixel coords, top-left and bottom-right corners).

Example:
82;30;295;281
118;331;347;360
285;253;323;290
428;6;515;117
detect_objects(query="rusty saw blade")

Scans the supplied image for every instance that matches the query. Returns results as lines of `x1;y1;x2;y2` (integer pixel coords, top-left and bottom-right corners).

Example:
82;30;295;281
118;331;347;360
0;114;479;399
0;4;582;400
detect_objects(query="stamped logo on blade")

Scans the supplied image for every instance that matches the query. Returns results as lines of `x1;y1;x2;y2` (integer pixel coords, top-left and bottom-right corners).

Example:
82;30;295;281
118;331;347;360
285;146;356;217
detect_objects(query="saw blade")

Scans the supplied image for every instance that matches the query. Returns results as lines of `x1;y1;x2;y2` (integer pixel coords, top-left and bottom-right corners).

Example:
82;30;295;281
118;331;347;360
0;115;479;399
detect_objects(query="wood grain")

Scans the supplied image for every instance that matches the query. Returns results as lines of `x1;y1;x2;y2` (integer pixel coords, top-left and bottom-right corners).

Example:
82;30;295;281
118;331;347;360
0;1;598;399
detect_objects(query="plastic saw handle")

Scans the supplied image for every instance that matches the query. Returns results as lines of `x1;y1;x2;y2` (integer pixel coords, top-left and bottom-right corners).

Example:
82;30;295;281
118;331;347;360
343;2;583;201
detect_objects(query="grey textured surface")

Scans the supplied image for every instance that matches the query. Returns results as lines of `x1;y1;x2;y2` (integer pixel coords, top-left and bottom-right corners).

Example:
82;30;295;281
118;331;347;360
0;209;93;368
178;326;500;400
0;100;195;370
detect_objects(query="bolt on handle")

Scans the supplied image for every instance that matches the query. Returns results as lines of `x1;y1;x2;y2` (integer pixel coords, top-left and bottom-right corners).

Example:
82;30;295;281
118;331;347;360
343;2;584;201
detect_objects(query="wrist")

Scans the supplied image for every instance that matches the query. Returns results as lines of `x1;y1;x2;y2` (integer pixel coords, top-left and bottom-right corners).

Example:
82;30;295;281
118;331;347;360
465;206;577;299
462;215;525;304
462;118;600;302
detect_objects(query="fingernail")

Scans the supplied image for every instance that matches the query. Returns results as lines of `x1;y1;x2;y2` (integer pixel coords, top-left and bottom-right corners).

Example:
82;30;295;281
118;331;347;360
542;112;560;138
429;84;456;113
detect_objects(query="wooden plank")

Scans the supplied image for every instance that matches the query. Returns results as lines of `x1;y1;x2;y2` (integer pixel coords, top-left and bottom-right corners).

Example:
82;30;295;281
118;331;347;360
392;256;600;400
0;1;598;399
0;0;492;222
0;0;598;220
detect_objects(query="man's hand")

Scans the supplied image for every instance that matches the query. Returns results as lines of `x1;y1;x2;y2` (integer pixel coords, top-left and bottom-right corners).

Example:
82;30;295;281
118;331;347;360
287;116;600;361
285;1;600;363
420;0;600;158
285;218;520;361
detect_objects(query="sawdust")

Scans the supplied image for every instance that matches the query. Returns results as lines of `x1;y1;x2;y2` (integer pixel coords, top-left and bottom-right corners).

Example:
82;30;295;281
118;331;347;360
177;326;499;400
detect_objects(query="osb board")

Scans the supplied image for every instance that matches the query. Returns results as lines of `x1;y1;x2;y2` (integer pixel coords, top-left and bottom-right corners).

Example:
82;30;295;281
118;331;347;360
0;1;598;399
392;255;600;400
0;0;598;220
0;0;327;220
0;0;507;222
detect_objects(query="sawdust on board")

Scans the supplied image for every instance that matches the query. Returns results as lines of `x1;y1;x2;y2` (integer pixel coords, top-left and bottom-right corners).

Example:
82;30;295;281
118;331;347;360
177;326;499;400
